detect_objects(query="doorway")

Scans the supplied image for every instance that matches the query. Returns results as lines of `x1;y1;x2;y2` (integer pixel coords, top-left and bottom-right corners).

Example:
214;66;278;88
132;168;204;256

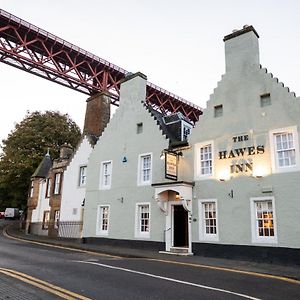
173;205;188;247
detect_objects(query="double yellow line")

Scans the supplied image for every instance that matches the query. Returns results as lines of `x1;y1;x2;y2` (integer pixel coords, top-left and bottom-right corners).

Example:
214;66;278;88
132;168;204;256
0;268;91;300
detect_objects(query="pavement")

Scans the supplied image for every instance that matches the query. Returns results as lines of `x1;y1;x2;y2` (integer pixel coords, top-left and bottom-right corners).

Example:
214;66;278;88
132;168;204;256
4;222;300;282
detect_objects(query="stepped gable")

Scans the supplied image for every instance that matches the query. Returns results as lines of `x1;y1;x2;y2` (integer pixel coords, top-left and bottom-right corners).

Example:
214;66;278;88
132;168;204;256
31;152;52;178
259;65;297;97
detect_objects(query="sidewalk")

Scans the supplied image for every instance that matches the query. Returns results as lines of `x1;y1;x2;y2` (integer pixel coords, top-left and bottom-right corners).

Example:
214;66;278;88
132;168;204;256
5;223;300;282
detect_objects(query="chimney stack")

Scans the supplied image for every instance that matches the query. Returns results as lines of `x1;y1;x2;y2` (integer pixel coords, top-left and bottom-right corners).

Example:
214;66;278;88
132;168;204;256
83;92;111;137
223;25;260;73
59;143;73;159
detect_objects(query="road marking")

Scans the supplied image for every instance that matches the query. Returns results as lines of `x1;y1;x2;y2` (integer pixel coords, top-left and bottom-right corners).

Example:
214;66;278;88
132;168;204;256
4;225;299;286
76;260;262;300
0;268;91;300
145;258;300;285
3;225;121;259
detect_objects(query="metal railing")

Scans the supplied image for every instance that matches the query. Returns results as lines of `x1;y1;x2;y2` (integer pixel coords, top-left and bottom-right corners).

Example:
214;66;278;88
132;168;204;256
28;221;83;238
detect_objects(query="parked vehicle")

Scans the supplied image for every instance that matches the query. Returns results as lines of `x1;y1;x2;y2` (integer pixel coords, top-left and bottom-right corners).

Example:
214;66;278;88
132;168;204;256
4;208;20;219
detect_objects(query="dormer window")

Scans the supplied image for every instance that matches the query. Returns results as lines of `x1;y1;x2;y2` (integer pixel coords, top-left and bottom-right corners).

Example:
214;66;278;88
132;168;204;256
182;122;192;141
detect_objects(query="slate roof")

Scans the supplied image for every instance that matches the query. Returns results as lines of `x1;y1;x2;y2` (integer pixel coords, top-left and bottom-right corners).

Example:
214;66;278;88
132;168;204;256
147;106;190;147
31;153;52;178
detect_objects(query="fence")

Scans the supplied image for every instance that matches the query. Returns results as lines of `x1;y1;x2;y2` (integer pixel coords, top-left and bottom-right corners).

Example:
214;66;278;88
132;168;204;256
29;221;83;238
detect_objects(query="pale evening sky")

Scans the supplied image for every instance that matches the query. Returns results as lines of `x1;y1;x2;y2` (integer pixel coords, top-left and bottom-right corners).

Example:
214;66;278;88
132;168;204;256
0;0;299;145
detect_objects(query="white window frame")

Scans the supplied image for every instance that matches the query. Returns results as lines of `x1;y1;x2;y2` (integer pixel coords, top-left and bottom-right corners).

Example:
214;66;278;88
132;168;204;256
194;141;214;180
198;199;219;242
42;210;50;230
45;178;51;198
29;180;34;198
135;202;150;239
54;210;60;229
78;165;87;187
269;126;300;174
137;153;152;186
53;173;62;195
100;161;112;190
250;196;277;244
96;205;110;236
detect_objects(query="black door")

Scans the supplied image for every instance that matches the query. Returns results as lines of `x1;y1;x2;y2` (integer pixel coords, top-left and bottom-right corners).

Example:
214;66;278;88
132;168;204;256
173;205;188;247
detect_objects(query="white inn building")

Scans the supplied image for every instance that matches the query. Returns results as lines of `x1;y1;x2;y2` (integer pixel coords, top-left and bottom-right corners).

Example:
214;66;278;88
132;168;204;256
29;25;300;264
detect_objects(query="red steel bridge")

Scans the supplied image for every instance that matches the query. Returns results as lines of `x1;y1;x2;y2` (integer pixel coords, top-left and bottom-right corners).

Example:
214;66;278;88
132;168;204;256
0;9;202;123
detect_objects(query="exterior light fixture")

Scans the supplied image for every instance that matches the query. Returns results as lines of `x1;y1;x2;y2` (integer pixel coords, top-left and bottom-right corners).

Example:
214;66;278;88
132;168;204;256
160;151;165;160
122;156;127;163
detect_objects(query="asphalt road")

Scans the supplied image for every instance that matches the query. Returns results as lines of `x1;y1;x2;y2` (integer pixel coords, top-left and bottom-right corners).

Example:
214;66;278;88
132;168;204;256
0;220;299;300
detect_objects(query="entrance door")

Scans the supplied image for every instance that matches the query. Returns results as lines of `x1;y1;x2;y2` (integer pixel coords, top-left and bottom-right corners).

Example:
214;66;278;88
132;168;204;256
173;205;188;247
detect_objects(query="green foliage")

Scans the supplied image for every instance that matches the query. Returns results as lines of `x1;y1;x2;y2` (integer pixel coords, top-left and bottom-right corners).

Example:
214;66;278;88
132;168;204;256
0;111;81;210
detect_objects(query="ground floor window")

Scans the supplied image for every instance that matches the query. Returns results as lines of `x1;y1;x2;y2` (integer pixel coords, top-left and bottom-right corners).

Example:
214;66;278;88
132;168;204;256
42;211;50;230
96;205;110;235
250;197;277;243
198;199;218;241
54;210;60;229
135;203;150;238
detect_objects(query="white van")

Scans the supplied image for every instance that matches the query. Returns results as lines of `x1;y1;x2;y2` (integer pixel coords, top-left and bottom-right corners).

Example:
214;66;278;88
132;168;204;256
4;208;19;219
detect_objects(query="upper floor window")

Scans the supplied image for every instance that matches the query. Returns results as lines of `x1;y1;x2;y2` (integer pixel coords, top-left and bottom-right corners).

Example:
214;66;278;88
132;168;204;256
260;93;271;107
79;166;87;187
135;203;150;238
100;161;112;189
137;122;143;134
45;178;51;198
195;141;214;180
198;199;218;241
53;172;62;195
214;105;223;118
138;153;152;186
29;180;34;198
250;197;277;244
269;126;300;173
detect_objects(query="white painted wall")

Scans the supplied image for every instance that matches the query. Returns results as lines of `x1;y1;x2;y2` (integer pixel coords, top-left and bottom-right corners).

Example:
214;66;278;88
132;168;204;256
31;179;50;223
59;136;93;222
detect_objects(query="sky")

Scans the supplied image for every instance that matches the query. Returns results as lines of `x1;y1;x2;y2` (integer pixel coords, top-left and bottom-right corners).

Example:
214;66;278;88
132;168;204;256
0;0;300;145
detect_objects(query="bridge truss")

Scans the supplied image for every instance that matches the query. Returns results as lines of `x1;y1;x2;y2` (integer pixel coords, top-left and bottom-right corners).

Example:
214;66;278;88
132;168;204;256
0;9;202;123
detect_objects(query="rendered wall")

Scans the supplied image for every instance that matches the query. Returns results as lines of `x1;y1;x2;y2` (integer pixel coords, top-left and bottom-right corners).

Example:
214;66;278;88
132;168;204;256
83;74;170;241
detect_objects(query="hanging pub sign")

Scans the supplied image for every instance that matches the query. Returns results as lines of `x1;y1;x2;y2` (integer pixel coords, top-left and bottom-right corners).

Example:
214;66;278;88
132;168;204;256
165;151;178;180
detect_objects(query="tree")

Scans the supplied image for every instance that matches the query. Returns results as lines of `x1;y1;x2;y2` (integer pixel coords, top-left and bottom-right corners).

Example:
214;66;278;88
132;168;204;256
0;111;81;210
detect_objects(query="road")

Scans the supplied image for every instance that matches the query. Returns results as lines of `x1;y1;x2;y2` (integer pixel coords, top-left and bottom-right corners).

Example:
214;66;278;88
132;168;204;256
0;220;299;300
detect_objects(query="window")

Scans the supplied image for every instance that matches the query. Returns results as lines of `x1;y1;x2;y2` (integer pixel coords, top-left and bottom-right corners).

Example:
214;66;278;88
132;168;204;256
135;203;150;238
195;141;214;180
45;178;51;198
42;211;50;230
54;210;60;229
137;122;143;134
96;205;110;235
269;126;300;173
260;93;271;107
79;166;87;187
250;197;277;243
181;122;192;141
53;173;62;195
138;153;152;185
100;161;112;189
29;180;34;198
198;200;218;241
214;105;223;118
